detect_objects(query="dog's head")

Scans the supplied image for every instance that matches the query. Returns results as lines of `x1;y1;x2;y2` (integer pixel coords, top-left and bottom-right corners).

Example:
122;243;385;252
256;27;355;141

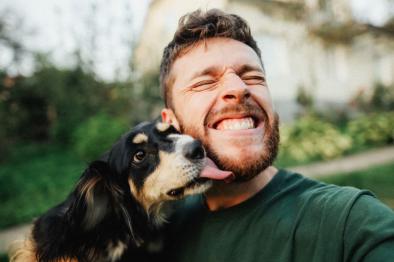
107;121;212;212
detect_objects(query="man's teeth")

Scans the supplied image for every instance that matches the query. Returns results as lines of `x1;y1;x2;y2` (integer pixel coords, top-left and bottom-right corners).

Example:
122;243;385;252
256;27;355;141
216;117;255;130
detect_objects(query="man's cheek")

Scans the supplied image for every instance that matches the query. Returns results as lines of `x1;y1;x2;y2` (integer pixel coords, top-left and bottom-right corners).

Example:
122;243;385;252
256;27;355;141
250;91;274;115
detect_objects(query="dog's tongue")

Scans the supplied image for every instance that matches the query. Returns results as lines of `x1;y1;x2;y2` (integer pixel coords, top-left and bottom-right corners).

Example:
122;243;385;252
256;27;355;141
200;158;234;181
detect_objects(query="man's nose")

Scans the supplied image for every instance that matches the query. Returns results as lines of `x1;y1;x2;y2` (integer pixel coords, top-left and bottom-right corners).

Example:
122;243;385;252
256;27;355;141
221;75;251;104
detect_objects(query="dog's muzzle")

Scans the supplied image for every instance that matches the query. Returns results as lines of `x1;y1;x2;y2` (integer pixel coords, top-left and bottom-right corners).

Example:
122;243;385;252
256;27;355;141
183;140;205;161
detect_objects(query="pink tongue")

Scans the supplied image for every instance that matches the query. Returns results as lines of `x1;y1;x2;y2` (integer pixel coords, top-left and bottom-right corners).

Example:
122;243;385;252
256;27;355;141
200;158;234;181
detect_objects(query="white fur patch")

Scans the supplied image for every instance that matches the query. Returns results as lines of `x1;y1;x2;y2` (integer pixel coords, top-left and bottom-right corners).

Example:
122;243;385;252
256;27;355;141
132;133;148;144
170;134;195;153
107;241;126;262
155;122;170;132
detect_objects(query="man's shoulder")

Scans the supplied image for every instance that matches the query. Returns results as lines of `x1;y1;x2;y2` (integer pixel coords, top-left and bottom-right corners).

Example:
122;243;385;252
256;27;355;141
285;168;370;194
276;169;376;214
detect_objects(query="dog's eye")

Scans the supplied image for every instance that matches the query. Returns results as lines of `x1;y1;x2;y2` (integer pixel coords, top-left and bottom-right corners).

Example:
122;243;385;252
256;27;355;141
133;150;146;163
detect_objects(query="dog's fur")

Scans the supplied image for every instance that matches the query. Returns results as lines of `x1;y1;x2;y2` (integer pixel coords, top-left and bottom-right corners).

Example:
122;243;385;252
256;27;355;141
9;121;211;262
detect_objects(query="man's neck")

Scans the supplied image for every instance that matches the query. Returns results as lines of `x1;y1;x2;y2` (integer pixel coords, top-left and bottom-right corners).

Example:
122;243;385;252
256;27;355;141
204;166;278;211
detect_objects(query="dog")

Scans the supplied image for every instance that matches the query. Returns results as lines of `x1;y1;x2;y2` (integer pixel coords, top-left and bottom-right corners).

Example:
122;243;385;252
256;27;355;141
9;121;232;262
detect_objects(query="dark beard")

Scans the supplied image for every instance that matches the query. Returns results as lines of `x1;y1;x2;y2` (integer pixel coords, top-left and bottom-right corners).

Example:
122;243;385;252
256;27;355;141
176;107;280;183
204;113;280;182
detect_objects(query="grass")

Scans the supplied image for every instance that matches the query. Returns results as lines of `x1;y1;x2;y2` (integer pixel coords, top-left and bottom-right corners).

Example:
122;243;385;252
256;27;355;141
0;144;85;229
320;162;394;208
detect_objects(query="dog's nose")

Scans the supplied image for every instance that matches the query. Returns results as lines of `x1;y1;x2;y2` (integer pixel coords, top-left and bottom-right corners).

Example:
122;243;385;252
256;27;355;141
183;140;205;160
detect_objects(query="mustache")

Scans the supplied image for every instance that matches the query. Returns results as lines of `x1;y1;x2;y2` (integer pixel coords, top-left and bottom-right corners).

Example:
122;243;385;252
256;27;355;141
205;101;267;127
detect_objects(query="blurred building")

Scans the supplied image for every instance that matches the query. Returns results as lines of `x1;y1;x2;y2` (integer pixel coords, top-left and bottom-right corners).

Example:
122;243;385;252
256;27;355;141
134;0;394;121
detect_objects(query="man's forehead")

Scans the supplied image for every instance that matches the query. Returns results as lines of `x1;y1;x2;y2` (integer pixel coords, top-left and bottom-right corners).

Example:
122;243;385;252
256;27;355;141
170;38;263;85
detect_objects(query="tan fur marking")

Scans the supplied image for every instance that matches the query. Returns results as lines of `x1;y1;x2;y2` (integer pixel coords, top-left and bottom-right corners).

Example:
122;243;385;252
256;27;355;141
140;148;202;210
128;178;138;198
139;151;180;212
155;122;170;132
80;176;101;206
80;176;109;229
107;241;127;262
8;232;77;262
8;236;37;262
132;133;148;144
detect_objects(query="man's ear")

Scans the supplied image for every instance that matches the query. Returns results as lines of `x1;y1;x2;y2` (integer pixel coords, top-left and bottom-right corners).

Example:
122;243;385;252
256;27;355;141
161;108;180;131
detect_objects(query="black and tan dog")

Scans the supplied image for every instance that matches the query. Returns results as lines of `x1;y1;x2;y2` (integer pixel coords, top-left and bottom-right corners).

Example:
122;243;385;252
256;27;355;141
9;121;232;262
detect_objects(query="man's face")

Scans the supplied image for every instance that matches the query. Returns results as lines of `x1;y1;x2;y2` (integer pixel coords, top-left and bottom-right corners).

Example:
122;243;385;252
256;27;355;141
162;38;279;181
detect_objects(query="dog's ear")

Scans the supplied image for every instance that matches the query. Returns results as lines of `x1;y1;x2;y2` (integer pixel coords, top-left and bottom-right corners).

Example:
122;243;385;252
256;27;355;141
69;160;123;230
32;161;133;261
106;135;131;177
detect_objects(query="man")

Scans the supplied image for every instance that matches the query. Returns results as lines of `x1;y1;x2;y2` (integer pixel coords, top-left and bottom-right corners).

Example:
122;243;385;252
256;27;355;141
159;9;394;262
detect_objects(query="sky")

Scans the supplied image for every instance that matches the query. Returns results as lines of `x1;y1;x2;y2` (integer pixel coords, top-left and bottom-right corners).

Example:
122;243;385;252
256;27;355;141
352;0;394;25
0;0;151;80
0;0;393;81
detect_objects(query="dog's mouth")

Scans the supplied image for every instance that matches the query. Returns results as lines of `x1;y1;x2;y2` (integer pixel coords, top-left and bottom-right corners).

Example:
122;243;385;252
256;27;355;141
167;177;210;197
166;158;234;198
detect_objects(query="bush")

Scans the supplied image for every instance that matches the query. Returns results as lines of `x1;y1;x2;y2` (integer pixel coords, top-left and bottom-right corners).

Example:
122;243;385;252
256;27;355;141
346;112;394;148
350;82;394;113
1;66;109;144
72;113;129;161
279;116;352;162
295;85;314;117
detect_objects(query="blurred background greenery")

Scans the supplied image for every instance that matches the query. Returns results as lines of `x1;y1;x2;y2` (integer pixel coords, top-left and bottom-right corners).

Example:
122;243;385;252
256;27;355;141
0;0;393;243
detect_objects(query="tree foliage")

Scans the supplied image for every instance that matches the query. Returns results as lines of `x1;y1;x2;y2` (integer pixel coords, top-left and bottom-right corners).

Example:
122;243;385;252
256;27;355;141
0;62;163;161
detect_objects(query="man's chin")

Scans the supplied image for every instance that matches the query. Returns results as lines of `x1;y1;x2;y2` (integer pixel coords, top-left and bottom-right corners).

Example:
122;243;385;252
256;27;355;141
205;148;272;183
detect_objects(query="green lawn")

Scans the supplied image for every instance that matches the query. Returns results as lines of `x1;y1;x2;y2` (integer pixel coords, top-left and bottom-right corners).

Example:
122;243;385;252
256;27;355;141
320;162;394;208
0;144;85;229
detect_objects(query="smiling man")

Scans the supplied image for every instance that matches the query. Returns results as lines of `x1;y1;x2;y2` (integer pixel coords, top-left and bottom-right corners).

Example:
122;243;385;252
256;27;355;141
159;9;394;262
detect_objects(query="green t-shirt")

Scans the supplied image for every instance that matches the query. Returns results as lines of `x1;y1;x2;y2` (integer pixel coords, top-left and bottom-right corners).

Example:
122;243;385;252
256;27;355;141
163;169;394;262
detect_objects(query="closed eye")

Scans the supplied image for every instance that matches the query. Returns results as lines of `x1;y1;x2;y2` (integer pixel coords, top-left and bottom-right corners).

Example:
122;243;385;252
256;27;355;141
242;76;266;85
191;80;217;91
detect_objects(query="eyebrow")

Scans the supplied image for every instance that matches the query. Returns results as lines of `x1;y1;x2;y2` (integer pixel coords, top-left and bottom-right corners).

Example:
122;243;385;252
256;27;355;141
189;64;265;80
190;65;223;80
236;64;265;76
132;133;148;144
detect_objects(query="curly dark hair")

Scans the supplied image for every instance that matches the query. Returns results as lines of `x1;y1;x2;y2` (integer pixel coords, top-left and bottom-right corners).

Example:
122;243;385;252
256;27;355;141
159;9;262;107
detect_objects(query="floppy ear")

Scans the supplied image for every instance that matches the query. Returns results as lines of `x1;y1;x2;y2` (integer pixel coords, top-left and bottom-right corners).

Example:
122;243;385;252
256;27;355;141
69;160;124;230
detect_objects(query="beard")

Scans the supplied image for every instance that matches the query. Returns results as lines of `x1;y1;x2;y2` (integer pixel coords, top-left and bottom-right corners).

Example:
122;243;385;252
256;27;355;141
175;102;280;183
